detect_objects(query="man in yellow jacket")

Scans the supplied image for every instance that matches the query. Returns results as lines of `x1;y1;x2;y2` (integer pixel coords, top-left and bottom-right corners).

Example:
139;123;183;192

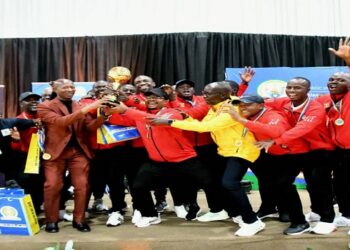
149;81;263;237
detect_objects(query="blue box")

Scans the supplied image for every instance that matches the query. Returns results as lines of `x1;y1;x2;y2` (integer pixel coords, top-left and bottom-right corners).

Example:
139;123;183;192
0;188;40;236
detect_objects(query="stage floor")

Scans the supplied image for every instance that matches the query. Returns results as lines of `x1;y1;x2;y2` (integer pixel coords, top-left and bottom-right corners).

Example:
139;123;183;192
1;190;349;250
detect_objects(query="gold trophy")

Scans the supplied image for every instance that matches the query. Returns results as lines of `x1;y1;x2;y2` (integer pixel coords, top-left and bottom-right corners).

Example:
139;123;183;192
107;66;131;90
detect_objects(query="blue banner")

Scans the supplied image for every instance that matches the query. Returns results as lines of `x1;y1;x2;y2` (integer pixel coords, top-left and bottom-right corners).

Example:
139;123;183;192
225;66;348;98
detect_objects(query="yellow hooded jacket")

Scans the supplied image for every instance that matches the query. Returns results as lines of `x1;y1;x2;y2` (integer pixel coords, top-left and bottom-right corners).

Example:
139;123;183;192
171;100;260;163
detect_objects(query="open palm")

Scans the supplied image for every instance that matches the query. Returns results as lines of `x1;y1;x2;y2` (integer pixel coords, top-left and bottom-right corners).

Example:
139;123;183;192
329;37;350;65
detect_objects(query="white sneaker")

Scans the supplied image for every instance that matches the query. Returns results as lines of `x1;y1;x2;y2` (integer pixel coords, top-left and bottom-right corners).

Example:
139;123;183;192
132;209;142;224
135;216;161;228
59;210;73;222
197;210;229;222
174;205;188;219
334;215;350;227
258;212;279;220
106;211;124;227
234;219;265;237
92;199;109;212
305;211;321;222
311;222;336;234
232;215;243;227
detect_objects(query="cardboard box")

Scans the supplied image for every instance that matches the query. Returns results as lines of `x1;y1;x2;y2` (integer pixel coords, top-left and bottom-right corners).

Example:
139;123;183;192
0;188;40;236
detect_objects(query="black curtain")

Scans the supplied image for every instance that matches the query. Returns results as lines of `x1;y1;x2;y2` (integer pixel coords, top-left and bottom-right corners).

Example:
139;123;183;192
0;32;345;117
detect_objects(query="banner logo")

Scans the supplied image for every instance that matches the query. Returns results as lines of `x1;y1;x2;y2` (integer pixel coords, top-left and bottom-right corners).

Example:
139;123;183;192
0;206;20;221
257;80;287;98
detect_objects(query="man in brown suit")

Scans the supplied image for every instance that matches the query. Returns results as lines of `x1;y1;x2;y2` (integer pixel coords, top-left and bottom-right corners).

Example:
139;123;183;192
37;79;109;233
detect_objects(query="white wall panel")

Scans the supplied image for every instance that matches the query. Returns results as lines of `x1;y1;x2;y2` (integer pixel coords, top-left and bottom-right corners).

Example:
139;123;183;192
0;0;349;38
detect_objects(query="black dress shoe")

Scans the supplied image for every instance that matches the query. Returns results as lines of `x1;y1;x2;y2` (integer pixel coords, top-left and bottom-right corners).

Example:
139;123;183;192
45;222;59;233
72;221;91;232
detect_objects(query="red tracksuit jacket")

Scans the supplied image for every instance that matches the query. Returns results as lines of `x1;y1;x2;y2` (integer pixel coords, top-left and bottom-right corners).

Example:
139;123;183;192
317;92;350;149
11;112;38;153
265;97;335;152
109;108;197;162
169;95;213;147
245;107;309;155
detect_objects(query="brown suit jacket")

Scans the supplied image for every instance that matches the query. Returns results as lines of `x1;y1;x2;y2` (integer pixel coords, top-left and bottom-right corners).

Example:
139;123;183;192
37;98;105;161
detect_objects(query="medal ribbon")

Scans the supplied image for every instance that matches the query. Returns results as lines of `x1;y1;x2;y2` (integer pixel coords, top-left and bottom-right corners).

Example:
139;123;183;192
331;99;342;116
242;107;267;138
295;98;311;123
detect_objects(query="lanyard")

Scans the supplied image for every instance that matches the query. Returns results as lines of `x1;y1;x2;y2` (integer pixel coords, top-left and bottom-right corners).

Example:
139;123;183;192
331;99;342;114
292;98;311;123
242;108;266;138
330;99;345;126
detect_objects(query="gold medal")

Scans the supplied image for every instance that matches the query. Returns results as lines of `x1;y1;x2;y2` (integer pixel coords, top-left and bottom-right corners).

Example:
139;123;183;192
235;140;243;147
335;118;344;126
42;153;51;160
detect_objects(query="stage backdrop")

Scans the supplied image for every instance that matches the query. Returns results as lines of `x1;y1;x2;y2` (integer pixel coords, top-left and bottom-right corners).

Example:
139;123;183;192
0;85;4;117
32;82;94;101
225;66;349;98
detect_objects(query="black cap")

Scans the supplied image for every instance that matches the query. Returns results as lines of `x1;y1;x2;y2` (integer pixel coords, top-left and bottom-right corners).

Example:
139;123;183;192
175;79;195;88
239;95;265;104
144;88;168;100
19;92;41;102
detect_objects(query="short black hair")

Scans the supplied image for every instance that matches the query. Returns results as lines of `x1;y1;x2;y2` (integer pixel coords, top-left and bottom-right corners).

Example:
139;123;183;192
290;77;311;88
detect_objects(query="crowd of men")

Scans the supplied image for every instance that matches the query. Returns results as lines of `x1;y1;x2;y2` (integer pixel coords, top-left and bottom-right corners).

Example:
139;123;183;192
1;37;350;237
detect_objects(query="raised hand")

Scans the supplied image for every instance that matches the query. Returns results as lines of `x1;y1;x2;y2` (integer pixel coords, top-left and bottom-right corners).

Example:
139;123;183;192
239;66;255;84
328;37;350;66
